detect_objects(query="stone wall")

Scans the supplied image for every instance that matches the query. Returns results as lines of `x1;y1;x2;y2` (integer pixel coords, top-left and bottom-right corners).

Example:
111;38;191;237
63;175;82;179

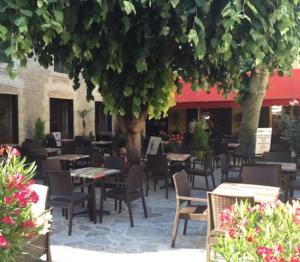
0;60;103;144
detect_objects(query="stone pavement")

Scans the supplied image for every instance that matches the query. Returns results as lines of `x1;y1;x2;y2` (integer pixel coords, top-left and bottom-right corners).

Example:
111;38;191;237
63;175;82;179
49;170;217;262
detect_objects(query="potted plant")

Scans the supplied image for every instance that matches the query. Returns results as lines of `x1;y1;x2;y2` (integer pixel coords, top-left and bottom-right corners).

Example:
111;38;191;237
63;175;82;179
34;118;45;145
280;109;300;168
192;120;209;159
213;200;300;261
0;146;51;261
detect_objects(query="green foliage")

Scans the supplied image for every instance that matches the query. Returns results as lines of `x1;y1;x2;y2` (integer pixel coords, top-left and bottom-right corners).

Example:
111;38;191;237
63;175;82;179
34;118;45;143
213;200;300;261
192;120;209;152
1;0;300;122
280;108;300;155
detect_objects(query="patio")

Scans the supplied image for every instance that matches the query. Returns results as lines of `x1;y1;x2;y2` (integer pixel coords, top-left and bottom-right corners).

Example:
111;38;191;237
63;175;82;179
48;170;221;262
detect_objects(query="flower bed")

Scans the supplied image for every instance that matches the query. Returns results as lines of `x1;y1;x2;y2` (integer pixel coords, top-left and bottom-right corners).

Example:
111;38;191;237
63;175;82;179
213;200;300;262
0;146;51;261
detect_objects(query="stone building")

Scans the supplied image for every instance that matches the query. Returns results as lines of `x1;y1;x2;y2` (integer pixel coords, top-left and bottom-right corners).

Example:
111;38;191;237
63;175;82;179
0;60;112;145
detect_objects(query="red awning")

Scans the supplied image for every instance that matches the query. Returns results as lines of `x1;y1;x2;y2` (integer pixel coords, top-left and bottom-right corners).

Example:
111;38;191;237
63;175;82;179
175;69;300;109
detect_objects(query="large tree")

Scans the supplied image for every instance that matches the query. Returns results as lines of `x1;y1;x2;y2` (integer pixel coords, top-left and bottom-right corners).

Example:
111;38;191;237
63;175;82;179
1;0;300;158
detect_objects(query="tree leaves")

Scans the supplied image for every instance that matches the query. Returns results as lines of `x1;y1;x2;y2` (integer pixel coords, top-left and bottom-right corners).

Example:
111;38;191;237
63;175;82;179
122;1;136;15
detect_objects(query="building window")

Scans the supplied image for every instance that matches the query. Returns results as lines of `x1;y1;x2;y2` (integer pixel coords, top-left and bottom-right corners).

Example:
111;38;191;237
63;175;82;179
95;102;112;139
53;60;65;74
50;98;74;139
0;94;18;144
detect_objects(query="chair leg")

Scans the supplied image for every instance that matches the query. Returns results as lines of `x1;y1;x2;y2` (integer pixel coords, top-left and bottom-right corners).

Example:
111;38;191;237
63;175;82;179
127;201;134;227
165;177;169;199
153;179;157;192
183;219;188;235
99;182;104;223
192;174;195;187
65;208;68;220
141;194;148;218
171;210;180;248
204;175;209;189
68;204;74;236
114;200;118;211
118;200;122;213
211;173;216;188
146;182;149;197
46;232;52;262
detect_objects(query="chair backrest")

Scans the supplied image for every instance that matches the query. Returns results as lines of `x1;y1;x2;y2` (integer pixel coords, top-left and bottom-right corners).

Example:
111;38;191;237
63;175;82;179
75;146;93;156
127;165;144;193
214;141;228;155
48;171;73;197
147;154;168;174
173;171;191;198
43;159;62;171
241;164;282;187
207;192;254;232
219;154;229;174
29;184;49;217
30;148;48;157
262;151;291;162
61;141;75;154
91;151;103;167
103;154;125;171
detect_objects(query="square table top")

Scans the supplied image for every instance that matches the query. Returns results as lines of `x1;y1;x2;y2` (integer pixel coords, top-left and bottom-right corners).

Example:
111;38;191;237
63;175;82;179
92;141;112;146
227;143;240;148
256;161;296;173
70;167;120;179
48;154;90;162
167;153;191;162
213;183;281;203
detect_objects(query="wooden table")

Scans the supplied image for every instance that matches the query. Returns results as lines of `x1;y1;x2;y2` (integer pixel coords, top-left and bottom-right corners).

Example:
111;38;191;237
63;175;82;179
227;143;240;149
71;167;121;222
167;153;191;162
48;154;90;162
70;167;120;179
256;161;296;173
213;183;281;203
92;141;112;146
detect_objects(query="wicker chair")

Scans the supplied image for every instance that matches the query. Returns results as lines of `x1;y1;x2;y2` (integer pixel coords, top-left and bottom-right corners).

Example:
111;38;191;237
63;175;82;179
101;165;147;227
42;159;62;185
61;141;75;154
20;184;52;262
262;151;291;162
206;192;254;261
47;170;96;235
219;154;242;183
171;171;207;248
146;154;172;198
187;151;216;190
29;148;48;180
241;164;282;188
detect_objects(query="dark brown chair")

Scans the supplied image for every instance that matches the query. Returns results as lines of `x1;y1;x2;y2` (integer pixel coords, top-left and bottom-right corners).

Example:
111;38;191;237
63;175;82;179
241;164;282;188
29;148;48;180
61;141;75;154
187;151;216;190
262;151;291;162
171;171;207;248
206;192;254;261
42;159;62;184
219;154;242;183
91;151;104;167
20;184;52;262
146;154;172;198
101;165;147;227
47;170;96;235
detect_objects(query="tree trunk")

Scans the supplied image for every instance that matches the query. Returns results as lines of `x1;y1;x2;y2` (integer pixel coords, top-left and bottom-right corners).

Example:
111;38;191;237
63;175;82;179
238;65;270;154
117;111;147;165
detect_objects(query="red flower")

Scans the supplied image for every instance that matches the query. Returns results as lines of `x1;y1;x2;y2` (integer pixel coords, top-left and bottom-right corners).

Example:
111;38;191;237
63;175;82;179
13;191;28;207
257;246;273;257
276;244;283;254
295;246;300;256
1;216;15;225
0;147;4;156
228;228;236;238
0;235;9;248
247;235;254;242
255;227;261;234
4;196;12;204
12;209;20;216
294;208;300;225
11;148;20;157
290;257;300;262
29;190;39;203
22;220;35;228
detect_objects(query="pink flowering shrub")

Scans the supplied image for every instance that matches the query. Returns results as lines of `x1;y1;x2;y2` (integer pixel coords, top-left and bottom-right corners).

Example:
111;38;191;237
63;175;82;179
0;146;51;261
213;200;300;262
